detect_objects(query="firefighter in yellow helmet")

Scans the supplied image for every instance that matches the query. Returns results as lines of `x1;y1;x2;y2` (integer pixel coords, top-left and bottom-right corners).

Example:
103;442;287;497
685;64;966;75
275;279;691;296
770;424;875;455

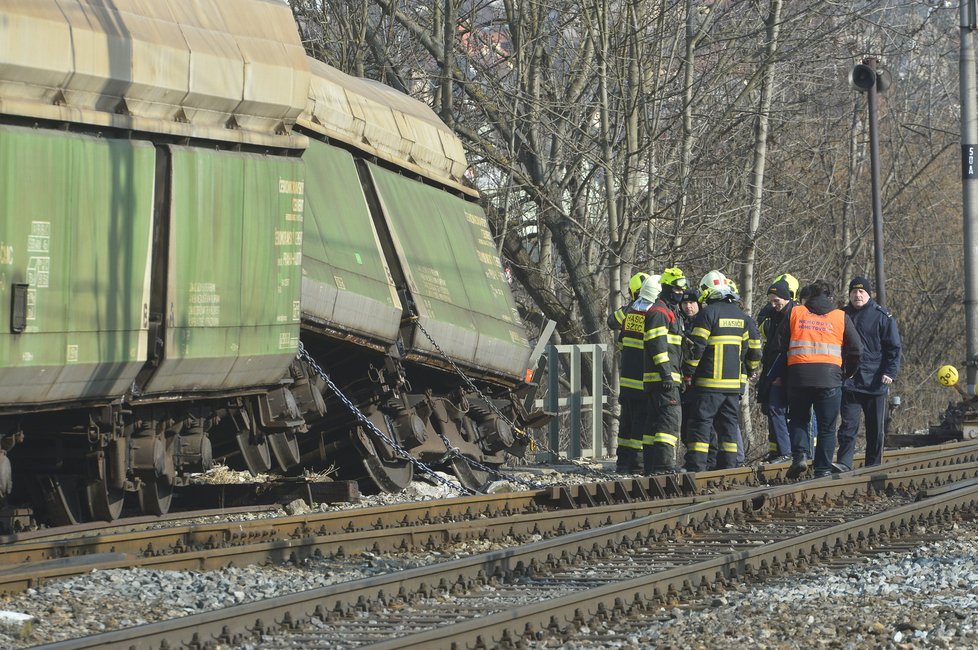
642;267;687;473
774;273;799;301
614;273;660;472
608;272;650;331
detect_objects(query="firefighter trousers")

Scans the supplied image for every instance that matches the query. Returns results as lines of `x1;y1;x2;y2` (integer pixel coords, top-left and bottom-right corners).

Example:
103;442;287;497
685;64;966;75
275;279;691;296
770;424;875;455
683;390;741;472
617;392;648;471
644;384;681;472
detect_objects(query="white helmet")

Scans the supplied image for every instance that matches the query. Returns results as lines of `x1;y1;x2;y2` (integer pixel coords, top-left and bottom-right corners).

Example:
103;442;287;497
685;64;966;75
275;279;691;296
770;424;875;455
699;270;731;302
637;274;662;302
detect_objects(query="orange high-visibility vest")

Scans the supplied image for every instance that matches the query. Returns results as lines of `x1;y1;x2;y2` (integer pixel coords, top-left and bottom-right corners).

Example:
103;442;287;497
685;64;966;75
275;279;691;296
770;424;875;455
787;306;844;366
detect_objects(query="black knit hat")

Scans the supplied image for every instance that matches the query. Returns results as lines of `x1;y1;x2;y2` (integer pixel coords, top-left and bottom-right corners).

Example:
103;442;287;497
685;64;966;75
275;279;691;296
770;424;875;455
680;288;700;303
848;276;872;293
767;279;791;300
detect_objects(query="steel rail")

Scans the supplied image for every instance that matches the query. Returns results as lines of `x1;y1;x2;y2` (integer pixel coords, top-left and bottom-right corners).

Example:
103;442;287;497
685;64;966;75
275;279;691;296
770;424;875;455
32;447;978;650
6;442;978;595
367;479;978;650
7;440;974;562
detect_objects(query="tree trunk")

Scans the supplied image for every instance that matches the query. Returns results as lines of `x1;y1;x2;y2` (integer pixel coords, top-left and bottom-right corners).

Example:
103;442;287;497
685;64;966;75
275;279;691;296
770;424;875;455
740;0;783;452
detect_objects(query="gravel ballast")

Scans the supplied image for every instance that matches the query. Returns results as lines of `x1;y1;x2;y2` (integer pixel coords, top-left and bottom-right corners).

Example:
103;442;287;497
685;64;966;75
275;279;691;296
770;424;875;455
3;465;977;648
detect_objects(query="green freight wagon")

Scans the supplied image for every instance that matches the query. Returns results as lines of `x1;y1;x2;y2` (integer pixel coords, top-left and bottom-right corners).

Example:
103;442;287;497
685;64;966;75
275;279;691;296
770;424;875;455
295;61;536;492
0;0;541;526
0;0;312;523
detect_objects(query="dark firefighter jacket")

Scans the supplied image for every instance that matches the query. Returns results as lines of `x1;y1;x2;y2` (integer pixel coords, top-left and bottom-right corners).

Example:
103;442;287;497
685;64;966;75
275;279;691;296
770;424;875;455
619;298;652;395
643;297;683;388
683;298;762;392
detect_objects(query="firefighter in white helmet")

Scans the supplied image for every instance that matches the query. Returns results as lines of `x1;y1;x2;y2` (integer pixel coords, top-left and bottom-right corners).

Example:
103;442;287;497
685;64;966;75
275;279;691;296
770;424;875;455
682;271;762;472
614;273;660;472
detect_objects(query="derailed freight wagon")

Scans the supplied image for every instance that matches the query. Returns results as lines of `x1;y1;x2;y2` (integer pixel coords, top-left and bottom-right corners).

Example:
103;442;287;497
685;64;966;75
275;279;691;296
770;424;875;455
0;0;536;527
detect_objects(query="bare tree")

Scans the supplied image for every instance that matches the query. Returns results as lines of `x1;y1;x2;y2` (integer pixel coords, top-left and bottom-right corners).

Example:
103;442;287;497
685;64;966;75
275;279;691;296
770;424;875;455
291;0;970;441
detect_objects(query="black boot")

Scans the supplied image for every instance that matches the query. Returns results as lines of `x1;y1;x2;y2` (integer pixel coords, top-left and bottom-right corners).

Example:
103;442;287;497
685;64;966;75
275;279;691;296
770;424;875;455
644;444;676;475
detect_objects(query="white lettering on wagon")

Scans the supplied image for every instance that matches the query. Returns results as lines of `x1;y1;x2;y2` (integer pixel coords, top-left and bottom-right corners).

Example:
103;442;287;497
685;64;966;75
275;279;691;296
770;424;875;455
187;282;221;326
277;177;304;263
278;179;304;195
21;222;52;325
27;221;50;253
274;230;303;246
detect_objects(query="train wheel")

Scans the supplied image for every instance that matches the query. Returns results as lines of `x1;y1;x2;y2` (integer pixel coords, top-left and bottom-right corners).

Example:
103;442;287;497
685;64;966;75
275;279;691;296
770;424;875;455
40;475;85;526
85;479;124;522
268;430;301;471
138;477;173;516
235;427;272;475
349;417;413;493
84;453;125;522
361;454;413;493
447;457;493;493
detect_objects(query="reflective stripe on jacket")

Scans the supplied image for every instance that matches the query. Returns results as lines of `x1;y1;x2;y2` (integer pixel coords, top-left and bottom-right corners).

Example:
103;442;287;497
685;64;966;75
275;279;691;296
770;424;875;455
619;299;652;394
787;306;844;367
643;300;683;387
683;299;762;392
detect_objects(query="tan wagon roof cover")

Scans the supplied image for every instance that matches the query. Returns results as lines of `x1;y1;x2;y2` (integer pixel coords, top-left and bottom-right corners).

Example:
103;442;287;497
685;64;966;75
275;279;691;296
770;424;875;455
0;0;309;147
300;59;474;196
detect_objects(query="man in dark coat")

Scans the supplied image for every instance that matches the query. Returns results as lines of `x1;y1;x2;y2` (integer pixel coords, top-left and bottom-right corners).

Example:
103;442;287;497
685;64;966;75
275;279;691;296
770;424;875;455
756;278;795;461
835;276;901;470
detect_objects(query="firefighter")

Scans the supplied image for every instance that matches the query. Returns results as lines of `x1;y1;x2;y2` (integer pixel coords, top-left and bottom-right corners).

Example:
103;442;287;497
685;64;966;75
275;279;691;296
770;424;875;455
682;271;762;472
678;287;701;454
614;273;659;472
608;272;651;331
642;268;687;474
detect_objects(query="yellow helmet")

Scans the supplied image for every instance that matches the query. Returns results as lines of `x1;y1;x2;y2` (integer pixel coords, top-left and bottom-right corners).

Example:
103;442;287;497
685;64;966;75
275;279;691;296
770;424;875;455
628;272;650;300
774;273;799;301
659;267;688;289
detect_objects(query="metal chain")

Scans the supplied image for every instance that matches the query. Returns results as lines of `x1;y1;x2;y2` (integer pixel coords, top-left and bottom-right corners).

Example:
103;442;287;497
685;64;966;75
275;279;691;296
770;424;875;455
427;416;542;490
411;318;524;437
460;451;545;490
297;343;474;496
410;319;548;488
299;343;544;492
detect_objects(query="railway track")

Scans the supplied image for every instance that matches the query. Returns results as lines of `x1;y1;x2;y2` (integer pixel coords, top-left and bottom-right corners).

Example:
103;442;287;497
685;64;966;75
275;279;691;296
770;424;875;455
22;442;978;649
2;443;971;595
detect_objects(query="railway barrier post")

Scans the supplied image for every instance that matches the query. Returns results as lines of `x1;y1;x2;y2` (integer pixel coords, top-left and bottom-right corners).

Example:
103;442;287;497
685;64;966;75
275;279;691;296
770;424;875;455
537;344;608;462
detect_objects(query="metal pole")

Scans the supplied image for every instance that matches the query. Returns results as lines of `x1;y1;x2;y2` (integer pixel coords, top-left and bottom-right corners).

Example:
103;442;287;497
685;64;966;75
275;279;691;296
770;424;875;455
864;57;887;308
961;1;978;393
591;344;604;458
546;346;560;462
569;345;582;460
